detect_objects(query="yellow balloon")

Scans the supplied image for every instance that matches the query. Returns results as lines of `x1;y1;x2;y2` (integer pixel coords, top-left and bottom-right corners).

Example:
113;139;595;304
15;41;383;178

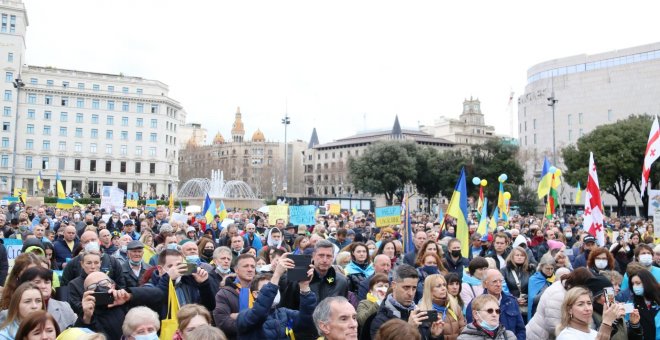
480;179;488;186
504;192;511;200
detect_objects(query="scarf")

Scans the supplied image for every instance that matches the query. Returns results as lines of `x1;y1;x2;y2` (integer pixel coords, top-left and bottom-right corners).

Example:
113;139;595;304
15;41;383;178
234;277;254;311
367;292;379;304
433;300;457;321
473;321;496;338
387;295;416;312
345;260;375;277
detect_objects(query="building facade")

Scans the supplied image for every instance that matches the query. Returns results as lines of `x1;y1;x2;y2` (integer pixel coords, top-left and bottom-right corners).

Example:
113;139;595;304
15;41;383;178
0;0;185;197
518;41;660;211
179;123;207;148
421;97;497;147
178;108;306;198
303;116;454;198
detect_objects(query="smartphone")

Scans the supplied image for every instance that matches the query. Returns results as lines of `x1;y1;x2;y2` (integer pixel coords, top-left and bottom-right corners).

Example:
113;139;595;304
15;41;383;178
287;255;312;281
425;310;438;323
604;287;615;307
182;263;197;276
92;292;114;306
624;303;634;314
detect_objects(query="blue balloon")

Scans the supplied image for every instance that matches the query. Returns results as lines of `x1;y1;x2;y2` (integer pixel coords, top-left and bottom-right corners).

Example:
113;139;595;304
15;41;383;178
549;166;557;173
472;177;481;185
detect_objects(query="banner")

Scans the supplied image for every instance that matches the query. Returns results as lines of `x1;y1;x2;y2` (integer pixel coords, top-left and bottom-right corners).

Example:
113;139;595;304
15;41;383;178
268;205;289;225
4;239;23;273
289;205;316;225
648;189;660;217
146;199;157;211
375;206;402;227
126;192;139;208
100;186;125;212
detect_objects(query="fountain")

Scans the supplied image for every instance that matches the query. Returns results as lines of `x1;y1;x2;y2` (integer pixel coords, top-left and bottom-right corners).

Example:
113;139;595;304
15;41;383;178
178;170;264;209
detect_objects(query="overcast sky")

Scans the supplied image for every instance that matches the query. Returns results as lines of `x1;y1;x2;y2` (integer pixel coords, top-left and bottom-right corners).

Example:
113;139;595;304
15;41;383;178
22;0;660;145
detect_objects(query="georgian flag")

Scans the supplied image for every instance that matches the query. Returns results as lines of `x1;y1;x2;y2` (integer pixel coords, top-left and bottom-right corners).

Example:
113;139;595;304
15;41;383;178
642;115;660;197
583;152;605;246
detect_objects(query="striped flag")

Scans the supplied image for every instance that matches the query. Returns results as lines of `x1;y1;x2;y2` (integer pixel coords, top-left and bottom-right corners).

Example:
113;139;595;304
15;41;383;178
642;115;660;197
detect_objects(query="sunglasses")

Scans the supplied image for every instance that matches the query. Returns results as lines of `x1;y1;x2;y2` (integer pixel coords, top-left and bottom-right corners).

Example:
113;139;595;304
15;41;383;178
481;308;501;315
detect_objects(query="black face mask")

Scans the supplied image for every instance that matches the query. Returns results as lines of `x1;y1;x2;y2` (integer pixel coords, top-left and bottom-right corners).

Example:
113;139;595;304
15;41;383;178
451;250;462;258
202;249;214;258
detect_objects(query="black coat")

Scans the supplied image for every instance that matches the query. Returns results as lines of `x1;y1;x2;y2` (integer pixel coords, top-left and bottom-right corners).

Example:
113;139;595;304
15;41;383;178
120;261;150;288
443;253;469;280
500;264;531;298
0;243;8;285
61;253;125;288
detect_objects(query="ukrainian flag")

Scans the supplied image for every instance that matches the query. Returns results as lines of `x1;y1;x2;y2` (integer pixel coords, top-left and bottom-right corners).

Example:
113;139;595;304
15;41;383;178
217;200;227;221
36;171;43;191
202;194;212;214
56;198;74;209
56;172;66;199
476;197;489;236
575;182;582;204
446;168;469;258
537;157;552;199
204;199;217;224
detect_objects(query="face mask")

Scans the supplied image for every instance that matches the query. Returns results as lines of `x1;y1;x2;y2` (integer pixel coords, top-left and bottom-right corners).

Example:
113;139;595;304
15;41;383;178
120;245;127;253
129;259;141;266
369;249;375;256
18;225;27;232
112;218;119;222
186;255;201;265
640;254;653;266
86;221;94;225
166;243;179;250
134;333;159;340
422;265;439;275
451;250;461;258
478;312;499;331
202;249;214;258
74;214;81;219
565;233;573;239
272;291;281;308
256;265;271;273
595;259;608;269
85;242;100;253
633;285;644;296
268;239;281;248
216;266;231;275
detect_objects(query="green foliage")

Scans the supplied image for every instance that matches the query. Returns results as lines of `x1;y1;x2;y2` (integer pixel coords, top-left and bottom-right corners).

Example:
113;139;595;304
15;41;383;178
516;186;540;216
469;139;525;205
348;141;417;205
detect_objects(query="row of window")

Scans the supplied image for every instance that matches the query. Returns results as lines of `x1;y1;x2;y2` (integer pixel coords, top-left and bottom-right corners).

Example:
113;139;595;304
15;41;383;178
22;157;157;175
519;110;615;134
26;125;159;140
21;110;162;127
26;77;144;95
23;139;161;156
1;14;17;34
24;93;159;114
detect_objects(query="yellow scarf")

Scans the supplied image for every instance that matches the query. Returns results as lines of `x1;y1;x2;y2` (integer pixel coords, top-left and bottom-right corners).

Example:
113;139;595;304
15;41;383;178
547;274;556;284
367;292;379;304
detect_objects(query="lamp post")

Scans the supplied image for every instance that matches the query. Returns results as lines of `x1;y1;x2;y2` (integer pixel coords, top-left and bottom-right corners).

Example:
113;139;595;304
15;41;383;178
547;91;558;165
10;77;24;194
281;114;290;197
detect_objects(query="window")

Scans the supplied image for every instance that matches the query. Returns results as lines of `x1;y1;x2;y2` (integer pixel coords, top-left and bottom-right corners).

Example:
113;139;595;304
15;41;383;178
9;15;15;33
149;162;155;174
93;84;100;91
61;97;68;106
579;128;584;137
106;130;113;139
90;160;96;172
25;156;32;169
120;131;128;140
533;119;537;129
74;142;82;152
74;158;81;171
58;157;65;170
151;104;158;114
135;146;142;156
150;133;157;142
108;85;114;92
27;93;36;104
0;155;7;168
135;132;142;141
105;144;112;154
4;90;11;101
150;119;157;128
25;139;33;150
107;116;114;125
91;114;99;124
7;53;12;63
77;83;84;90
76;113;83;123
26;124;34;134
120;145;127;155
107;100;115;110
59;127;67;136
45;95;52;105
76;98;84;108
0;14;5;33
105;160;112;172
137;88;143;95
135;162;141;173
136;103;144;113
60;112;68;122
44;111;51;120
43;125;50;135
92;99;99;109
120;161;126;173
75;128;82;137
42;157;49;170
2;107;8;116
58;141;66;151
46;80;53;87
1;137;8;148
122;102;129;112
121;117;128;126
136;118;143;127
5;72;12;82
42;140;50;150
27;109;34;119
122;87;129;94
90;143;97;153
91;129;98;138
62;81;69;88
149;147;156;156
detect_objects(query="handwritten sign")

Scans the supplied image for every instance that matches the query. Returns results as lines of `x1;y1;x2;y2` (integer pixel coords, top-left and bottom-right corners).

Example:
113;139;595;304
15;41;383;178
289;205;316;225
101;186;125;212
268;205;289;226
328;203;340;215
376;206;402;227
4;239;23;273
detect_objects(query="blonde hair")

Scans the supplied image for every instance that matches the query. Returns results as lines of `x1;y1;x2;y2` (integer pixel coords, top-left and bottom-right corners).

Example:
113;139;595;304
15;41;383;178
417;274;460;319
556;287;592;334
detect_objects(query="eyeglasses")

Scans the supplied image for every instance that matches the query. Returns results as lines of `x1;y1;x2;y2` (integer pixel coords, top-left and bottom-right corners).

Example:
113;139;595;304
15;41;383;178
85;278;114;291
481;308;501;315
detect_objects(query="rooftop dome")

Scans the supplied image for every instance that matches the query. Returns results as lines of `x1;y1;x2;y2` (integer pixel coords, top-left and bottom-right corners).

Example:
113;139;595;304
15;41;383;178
251;129;265;142
213;132;225;144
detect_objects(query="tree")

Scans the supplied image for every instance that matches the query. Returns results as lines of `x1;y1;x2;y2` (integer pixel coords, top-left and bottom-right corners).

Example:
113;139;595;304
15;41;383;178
413;146;467;212
562;114;660;216
347;141;417;205
516;186;540;216
469;139;525;206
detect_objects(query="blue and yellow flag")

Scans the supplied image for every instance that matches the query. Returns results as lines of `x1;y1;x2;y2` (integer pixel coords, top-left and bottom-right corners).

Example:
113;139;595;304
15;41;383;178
218;200;227;221
537;157;552;198
56;198;74;209
36;171;43;191
202;194;212;215
575;182;582;204
446;168;469;258
56;172;66;199
476;198;489;236
205;200;217;224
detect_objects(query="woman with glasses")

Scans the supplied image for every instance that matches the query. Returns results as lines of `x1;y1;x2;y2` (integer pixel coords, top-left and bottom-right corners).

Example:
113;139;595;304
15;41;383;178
418;274;465;340
528;254;556;321
555;287;619;340
18;266;77;331
457;294;515;339
66;251;102;318
0;282;45;339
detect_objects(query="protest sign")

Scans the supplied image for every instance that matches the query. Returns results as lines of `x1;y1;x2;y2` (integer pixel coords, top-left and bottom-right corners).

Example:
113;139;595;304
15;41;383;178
328;203;340;215
375;206;402;227
268;205;289;225
145;199;157;211
289;205;316;225
100;186;125;212
4;239;22;273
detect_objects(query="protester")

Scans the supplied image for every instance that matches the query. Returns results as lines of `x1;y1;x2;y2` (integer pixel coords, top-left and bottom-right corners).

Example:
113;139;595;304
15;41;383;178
18;266;77;331
120;306;160;340
500;246;531;320
527;253;555;320
356;273;388;338
121;240;151;288
621;244;660;291
572;235;597;268
584;275;630;340
417;274;466;340
628;269;660;338
67;251;103;317
213;253;256;339
357;254;391;301
587;248;618;275
0;282;45;339
187;324;227;340
61;231;125;288
344;242;374;294
173;304;212;340
445;273;465;312
403;231;427;266
155;248;214;313
13;310;59;340
457;294;516;339
53;225;79;269
0;253;49;310
444;239;470;280
555;287;619;340
313;296;358;340
460;257;488;308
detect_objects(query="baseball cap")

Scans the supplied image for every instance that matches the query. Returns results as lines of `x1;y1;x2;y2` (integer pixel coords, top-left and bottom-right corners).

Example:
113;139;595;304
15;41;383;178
583;235;596;244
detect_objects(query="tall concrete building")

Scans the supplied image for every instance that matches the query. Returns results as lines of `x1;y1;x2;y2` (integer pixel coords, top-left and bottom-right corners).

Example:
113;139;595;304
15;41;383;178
421;97;497;147
518;42;660;210
178;107;306;198
0;0;185;197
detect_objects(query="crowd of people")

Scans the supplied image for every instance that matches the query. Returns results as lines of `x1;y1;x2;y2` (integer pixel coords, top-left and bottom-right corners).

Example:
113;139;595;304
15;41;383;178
0;202;657;340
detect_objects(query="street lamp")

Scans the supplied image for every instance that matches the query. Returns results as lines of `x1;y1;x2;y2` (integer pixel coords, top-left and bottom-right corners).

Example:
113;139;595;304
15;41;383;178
281;114;290;197
547;91;558;165
10;77;24;194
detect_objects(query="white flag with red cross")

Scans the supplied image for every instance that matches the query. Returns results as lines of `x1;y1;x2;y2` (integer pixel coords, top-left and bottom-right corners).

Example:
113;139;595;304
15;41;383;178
583;152;605;246
642;115;660;197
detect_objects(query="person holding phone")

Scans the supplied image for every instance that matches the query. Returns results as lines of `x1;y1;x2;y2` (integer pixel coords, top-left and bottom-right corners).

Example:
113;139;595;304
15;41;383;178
418;274;466;340
584;275;629;339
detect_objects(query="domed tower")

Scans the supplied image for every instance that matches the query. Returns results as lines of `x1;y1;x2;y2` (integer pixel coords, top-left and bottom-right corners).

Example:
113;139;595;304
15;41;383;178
231;106;245;142
251;128;265;142
213;132;225;145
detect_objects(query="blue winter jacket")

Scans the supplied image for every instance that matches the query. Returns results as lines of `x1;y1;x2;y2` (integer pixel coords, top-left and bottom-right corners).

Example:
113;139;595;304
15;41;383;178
466;291;526;340
237;282;317;340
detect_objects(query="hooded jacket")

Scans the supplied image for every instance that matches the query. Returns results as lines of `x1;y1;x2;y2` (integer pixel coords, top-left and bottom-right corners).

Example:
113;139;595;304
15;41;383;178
213;276;241;340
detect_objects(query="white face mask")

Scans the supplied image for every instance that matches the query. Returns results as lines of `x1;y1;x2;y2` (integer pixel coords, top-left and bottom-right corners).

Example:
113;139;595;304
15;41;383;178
640;254;653;266
84;241;100;253
595;259;608;269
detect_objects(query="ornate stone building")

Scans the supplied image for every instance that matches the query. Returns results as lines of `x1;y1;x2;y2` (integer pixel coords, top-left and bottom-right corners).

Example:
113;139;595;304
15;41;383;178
420;97;497;147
